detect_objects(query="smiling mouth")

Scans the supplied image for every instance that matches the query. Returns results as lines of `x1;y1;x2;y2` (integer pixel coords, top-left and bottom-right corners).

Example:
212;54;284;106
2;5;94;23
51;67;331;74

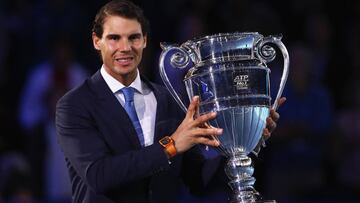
115;56;134;65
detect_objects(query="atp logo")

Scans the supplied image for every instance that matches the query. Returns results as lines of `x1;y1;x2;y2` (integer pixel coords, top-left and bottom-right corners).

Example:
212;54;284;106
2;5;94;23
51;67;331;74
233;75;249;90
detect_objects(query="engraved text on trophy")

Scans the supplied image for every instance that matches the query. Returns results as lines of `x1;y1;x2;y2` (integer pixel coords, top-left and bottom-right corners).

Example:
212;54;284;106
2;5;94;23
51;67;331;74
234;74;249;90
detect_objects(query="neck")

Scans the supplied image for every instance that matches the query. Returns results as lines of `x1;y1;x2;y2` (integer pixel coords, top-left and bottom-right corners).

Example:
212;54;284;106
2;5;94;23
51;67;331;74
104;66;138;86
119;72;137;86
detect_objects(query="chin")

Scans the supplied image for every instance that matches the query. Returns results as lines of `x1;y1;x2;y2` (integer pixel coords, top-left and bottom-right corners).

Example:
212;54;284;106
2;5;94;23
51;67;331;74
116;67;137;76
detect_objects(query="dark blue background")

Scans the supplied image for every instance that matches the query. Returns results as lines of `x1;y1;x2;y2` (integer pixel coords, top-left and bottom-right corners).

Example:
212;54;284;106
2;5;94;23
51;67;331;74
1;0;359;202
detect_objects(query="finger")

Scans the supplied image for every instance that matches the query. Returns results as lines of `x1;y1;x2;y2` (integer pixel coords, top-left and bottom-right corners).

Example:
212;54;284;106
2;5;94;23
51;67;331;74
199;122;209;128
262;128;271;140
193;111;217;127
193;96;200;119
202;122;213;128
269;109;280;122
266;117;277;132
191;128;223;143
196;136;221;147
272;97;286;110
277;97;287;108
185;96;199;119
197;127;223;136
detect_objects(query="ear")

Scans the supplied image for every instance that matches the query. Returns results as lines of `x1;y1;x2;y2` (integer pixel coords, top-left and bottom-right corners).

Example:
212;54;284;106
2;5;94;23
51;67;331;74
92;32;101;50
143;34;147;48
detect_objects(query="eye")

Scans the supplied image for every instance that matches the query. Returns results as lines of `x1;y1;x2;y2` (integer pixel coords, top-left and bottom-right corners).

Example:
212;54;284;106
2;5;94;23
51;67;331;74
108;35;120;41
129;34;142;41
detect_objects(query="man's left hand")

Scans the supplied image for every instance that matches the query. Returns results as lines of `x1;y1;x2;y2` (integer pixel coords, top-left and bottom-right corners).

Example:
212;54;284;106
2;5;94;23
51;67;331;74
262;97;287;140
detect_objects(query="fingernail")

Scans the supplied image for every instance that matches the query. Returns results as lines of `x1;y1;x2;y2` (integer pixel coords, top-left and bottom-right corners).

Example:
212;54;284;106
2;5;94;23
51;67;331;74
217;128;223;134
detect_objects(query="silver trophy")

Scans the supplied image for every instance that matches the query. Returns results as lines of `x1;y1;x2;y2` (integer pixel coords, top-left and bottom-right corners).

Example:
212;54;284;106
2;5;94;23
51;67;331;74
159;32;289;202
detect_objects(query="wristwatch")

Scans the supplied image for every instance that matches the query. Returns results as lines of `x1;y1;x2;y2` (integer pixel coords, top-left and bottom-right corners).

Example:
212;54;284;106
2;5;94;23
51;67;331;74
159;136;177;158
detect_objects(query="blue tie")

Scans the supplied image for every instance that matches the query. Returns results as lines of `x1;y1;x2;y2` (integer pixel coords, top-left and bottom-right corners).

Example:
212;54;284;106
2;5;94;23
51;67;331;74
122;87;144;147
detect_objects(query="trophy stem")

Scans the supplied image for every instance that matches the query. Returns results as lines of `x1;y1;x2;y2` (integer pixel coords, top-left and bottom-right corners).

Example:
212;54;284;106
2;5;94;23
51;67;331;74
225;153;276;203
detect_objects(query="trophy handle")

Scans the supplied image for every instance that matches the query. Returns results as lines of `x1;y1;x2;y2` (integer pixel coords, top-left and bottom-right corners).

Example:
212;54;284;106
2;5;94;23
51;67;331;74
159;43;194;112
257;35;289;110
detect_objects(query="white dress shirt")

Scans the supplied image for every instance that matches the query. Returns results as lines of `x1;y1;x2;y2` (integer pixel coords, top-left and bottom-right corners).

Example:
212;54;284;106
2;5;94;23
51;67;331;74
100;66;157;146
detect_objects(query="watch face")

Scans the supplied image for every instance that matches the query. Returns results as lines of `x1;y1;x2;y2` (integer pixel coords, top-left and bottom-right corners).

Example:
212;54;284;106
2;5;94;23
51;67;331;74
161;137;170;145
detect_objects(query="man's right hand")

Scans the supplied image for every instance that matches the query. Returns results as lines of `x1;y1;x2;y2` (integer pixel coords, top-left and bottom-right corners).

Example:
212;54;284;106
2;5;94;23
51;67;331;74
170;96;223;154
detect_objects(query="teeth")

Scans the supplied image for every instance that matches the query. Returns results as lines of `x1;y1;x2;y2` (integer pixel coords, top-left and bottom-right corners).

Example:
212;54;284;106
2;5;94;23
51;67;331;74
116;58;131;62
116;57;132;61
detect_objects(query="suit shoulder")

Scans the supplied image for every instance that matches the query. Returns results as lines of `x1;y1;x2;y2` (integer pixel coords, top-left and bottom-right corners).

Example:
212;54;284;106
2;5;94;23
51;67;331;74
149;81;185;115
149;81;167;92
150;82;175;101
57;79;92;107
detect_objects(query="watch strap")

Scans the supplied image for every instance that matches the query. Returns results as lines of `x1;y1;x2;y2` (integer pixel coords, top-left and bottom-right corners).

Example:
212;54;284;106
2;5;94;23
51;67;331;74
159;136;177;158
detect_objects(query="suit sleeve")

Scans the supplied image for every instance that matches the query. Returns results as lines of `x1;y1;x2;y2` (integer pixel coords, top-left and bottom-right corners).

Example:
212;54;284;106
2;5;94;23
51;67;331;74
55;94;171;194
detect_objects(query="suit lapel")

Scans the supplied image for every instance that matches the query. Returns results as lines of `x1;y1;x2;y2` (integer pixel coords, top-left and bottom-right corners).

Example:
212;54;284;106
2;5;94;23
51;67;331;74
133;75;172;145
141;76;171;142
88;71;142;148
88;71;178;148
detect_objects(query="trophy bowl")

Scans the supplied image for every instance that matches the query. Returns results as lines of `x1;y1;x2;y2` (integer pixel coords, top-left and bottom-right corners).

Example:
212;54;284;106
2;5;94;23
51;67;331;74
159;32;289;203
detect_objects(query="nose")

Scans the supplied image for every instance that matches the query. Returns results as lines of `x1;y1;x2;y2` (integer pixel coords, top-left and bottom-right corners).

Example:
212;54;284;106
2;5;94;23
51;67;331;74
118;39;131;52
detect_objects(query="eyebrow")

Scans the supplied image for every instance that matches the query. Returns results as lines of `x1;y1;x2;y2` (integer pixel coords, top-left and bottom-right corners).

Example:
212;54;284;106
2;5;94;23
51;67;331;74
131;32;142;37
129;33;143;38
105;32;143;39
105;34;120;39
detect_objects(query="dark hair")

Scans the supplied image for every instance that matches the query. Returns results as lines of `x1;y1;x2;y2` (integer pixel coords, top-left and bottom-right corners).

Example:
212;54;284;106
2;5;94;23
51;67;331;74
92;0;150;38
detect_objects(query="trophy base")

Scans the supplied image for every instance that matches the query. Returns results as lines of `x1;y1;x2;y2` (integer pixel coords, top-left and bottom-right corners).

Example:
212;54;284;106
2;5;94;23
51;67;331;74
229;197;276;203
228;190;276;203
232;201;276;203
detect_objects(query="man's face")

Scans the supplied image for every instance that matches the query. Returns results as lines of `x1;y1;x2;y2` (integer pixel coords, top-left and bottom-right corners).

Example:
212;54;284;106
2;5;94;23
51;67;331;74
93;15;147;85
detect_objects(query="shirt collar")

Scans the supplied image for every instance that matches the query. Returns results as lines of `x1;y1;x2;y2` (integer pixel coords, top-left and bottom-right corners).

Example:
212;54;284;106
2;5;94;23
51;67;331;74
100;65;143;94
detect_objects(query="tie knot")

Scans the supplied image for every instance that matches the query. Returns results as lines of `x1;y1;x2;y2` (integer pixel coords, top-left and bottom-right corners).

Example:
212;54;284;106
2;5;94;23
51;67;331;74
122;87;135;102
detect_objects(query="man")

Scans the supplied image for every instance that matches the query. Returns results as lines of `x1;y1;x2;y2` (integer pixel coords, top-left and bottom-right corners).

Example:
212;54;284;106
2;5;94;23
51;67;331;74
55;1;284;202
